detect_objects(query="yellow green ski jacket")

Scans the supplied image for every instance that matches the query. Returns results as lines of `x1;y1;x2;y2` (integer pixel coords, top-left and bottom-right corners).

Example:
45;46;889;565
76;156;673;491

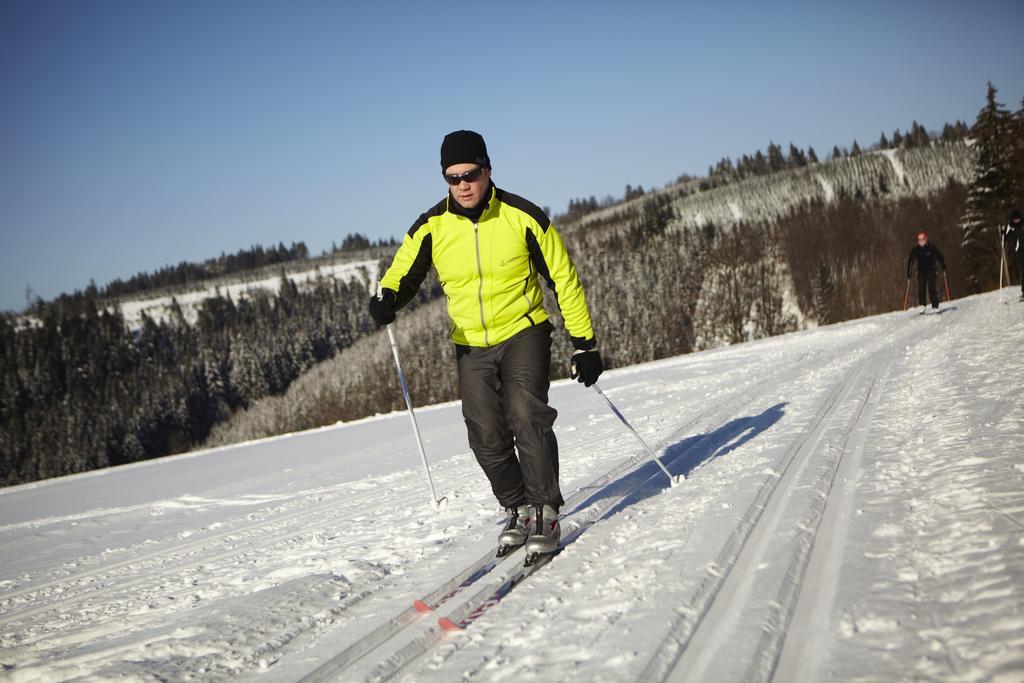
380;185;596;349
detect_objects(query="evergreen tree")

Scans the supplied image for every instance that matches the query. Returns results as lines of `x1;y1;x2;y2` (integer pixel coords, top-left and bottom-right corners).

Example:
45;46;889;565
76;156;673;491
959;82;1015;292
753;150;770;175
1011;96;1024;207
738;154;753;177
812;261;837;325
788;143;808;167
340;233;372;251
910;121;930;148
902;127;916;149
624;184;646;201
940;121;969;143
767;141;786;171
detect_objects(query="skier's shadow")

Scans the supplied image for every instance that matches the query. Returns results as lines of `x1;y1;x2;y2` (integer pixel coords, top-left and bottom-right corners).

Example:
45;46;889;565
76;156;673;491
568;402;787;523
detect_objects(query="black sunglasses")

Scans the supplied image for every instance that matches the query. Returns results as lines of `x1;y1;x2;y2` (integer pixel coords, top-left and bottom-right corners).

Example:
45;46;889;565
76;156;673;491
443;166;486;185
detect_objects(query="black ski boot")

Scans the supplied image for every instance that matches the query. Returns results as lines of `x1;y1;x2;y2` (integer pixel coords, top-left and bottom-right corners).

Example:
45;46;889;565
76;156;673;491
496;505;531;557
523;504;560;567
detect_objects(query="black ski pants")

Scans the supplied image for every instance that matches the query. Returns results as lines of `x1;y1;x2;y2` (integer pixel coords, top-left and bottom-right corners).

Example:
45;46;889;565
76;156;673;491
917;269;939;307
456;321;563;510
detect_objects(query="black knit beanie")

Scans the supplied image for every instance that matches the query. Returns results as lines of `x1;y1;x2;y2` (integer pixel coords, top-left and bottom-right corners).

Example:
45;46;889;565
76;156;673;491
440;130;490;170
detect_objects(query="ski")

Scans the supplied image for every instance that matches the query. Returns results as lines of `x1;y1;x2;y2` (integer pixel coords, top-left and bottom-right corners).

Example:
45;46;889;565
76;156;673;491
305;439;667;681
412;545;522;614
366;462;661;682
400;428;690;622
301;545;521;682
438;550;559;631
432;452;678;639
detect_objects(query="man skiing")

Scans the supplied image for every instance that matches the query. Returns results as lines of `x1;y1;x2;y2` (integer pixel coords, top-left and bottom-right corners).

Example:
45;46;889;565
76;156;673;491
368;130;602;562
1004;208;1023;301
906;232;947;313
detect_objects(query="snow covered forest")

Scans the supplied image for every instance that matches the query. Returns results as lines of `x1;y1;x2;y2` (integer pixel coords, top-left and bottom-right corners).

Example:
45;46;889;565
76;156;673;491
2;83;1023;487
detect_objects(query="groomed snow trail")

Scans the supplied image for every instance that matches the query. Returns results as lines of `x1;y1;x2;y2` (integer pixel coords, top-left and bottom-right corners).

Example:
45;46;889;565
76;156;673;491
641;350;894;682
401;294;1023;683
330;352;811;681
1;292;1022;682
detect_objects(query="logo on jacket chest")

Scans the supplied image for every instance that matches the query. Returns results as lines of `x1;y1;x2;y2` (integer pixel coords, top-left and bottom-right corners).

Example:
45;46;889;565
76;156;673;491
500;254;527;268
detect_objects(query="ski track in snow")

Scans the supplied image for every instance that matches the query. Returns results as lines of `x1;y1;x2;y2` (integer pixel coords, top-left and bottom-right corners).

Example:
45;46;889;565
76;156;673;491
1;292;1022;682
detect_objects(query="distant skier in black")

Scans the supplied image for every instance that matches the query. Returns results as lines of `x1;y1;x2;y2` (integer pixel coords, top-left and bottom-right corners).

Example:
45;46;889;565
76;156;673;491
1004;208;1023;301
906;232;946;313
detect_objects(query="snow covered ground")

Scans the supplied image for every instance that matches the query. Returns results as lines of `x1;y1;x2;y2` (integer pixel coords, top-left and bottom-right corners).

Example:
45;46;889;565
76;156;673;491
2;290;1022;682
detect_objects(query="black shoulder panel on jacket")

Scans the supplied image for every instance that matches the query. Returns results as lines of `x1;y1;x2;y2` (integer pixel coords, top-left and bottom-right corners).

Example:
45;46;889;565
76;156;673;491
395;233;433;309
497;189;551;232
525;229;557;302
407;197;448;238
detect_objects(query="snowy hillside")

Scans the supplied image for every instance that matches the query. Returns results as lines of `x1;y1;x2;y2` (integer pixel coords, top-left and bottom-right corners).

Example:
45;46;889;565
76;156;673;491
1;290;1022;681
113;258;378;328
566;143;973;237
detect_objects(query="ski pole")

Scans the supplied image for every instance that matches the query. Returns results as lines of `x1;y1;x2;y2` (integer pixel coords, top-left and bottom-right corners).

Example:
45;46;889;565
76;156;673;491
1000;237;1006;291
380;288;446;511
902;277;911;310
943;271;951;303
1000;234;1012;294
591;384;681;486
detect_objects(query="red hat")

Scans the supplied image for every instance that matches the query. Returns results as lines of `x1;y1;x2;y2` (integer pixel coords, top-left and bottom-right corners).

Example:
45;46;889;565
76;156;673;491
917;232;927;241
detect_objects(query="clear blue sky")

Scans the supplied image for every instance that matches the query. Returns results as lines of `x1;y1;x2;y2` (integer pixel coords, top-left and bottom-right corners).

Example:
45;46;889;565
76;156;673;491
2;0;1022;312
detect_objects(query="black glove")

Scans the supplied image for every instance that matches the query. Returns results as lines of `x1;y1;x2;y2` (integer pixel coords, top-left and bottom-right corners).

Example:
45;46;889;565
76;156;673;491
368;288;398;327
571;349;603;387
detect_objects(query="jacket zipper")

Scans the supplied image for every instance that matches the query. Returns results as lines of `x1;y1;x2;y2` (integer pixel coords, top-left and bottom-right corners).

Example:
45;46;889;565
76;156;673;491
473;222;490;346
